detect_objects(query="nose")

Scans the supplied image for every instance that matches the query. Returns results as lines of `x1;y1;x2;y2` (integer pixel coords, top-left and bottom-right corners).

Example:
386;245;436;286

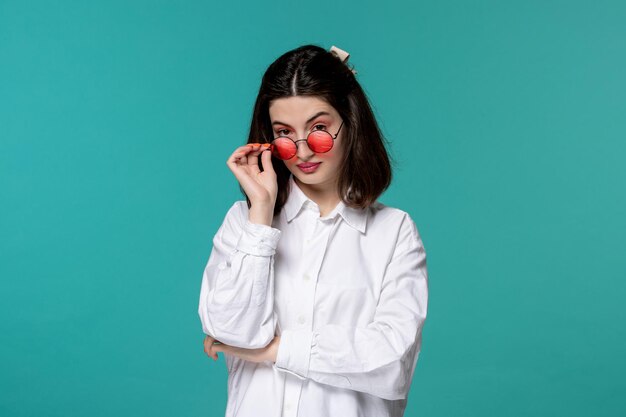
294;138;315;160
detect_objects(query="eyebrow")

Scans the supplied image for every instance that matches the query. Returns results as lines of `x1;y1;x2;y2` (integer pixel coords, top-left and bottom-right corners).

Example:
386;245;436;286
271;111;332;128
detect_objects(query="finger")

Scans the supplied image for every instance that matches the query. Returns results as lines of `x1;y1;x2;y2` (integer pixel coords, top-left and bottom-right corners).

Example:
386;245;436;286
203;336;214;357
213;343;235;362
246;144;272;171
260;147;275;175
225;146;274;200
205;336;223;361
212;342;228;361
246;148;264;174
227;145;257;167
227;159;263;194
230;150;265;175
209;343;217;360
228;143;262;160
233;144;256;156
211;345;219;361
227;158;267;194
208;337;223;360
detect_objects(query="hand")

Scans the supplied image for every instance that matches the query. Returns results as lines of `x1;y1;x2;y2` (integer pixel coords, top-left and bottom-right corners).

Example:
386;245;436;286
226;143;278;209
203;335;281;364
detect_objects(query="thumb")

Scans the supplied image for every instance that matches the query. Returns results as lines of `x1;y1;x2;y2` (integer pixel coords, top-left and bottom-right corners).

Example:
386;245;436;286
260;148;275;175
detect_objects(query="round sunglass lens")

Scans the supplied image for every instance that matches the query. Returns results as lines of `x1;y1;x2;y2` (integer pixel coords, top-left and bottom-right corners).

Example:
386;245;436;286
307;131;334;153
271;137;297;160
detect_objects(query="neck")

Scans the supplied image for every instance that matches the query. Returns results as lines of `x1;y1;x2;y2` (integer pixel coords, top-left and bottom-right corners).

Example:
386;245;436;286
294;176;341;217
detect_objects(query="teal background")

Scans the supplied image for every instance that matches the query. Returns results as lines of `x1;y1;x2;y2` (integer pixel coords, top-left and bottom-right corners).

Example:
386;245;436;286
1;0;624;416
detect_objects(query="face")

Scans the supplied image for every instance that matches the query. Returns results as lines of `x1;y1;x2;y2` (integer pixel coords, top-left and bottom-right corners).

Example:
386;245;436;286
268;95;345;194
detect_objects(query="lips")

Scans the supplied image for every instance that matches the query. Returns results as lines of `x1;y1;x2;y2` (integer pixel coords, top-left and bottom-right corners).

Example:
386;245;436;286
296;162;321;174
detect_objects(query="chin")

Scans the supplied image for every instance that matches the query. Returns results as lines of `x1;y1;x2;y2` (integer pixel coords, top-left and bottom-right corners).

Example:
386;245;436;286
292;173;317;183
287;164;336;187
293;173;336;189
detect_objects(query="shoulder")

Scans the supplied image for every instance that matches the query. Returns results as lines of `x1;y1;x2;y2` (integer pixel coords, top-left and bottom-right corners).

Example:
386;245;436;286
368;201;418;228
367;201;423;253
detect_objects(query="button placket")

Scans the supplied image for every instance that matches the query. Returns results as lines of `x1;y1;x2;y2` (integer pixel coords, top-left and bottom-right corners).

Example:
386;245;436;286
298;221;321;331
304;219;320;248
280;206;338;417
282;373;302;417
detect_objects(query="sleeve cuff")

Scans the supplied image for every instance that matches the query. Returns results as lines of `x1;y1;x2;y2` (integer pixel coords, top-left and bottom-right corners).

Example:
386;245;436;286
235;220;281;256
273;328;313;380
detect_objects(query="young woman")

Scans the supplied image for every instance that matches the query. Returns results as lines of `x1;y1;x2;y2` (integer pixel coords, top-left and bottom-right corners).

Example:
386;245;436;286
198;44;428;417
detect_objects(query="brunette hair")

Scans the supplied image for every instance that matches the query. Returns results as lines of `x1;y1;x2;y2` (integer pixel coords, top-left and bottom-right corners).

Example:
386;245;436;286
243;44;394;217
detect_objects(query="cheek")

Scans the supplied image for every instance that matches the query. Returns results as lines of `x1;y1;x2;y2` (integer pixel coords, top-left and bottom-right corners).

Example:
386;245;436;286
320;142;343;161
282;158;298;169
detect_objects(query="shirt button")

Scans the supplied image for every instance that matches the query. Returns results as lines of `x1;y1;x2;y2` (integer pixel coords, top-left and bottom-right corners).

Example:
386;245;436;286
303;273;310;282
297;315;306;325
285;403;292;411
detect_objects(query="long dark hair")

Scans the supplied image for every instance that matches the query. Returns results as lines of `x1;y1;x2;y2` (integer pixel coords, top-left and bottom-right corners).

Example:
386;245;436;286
244;44;394;217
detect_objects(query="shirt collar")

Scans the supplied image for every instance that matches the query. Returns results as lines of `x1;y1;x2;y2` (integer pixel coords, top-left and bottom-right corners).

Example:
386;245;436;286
283;174;368;234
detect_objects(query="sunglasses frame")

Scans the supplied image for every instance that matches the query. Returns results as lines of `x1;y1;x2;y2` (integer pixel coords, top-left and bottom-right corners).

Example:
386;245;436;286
269;121;344;160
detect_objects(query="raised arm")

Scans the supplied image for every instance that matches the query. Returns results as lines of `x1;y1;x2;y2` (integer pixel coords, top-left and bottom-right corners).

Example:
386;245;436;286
198;201;281;349
199;143;280;348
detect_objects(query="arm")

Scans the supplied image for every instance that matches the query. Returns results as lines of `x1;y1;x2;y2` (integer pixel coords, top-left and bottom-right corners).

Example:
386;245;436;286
273;214;428;400
198;201;281;349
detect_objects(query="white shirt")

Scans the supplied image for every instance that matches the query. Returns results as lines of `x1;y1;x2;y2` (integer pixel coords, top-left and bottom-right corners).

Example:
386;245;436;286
198;174;428;417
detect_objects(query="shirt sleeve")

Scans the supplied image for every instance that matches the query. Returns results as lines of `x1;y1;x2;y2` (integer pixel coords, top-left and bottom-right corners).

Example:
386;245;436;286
273;213;428;400
198;201;282;349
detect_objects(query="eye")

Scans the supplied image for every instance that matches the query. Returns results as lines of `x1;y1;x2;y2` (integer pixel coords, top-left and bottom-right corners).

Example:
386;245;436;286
276;128;291;136
311;124;328;131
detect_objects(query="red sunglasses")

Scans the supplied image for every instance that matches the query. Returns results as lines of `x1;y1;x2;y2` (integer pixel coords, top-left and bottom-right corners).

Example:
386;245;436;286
267;121;344;160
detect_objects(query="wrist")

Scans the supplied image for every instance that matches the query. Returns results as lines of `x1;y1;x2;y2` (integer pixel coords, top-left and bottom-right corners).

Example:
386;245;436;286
269;336;281;363
249;205;274;226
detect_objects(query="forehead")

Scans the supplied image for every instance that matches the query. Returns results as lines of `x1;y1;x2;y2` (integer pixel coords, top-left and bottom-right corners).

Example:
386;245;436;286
269;96;338;123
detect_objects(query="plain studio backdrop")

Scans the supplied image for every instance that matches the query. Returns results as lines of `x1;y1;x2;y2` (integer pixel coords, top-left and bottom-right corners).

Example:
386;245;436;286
0;1;624;416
